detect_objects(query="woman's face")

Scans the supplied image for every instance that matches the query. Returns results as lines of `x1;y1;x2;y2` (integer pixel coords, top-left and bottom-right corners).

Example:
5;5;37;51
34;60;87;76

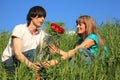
77;23;86;34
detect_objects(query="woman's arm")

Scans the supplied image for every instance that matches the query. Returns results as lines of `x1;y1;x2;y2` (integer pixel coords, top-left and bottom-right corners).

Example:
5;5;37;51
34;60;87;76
48;43;68;56
41;39;95;67
75;39;95;50
61;49;76;60
62;39;95;60
49;39;95;60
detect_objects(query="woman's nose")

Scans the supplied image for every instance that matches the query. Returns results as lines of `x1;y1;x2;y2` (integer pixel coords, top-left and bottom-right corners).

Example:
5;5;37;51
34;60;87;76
77;25;80;28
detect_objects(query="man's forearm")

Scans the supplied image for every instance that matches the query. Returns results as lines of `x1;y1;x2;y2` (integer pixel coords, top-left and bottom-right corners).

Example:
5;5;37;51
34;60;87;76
15;53;32;67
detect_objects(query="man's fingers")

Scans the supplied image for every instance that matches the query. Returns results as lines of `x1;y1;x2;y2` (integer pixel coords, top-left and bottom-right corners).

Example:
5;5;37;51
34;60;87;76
41;62;51;68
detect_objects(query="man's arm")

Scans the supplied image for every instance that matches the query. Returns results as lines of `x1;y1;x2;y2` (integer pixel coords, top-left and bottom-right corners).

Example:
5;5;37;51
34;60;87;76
12;36;40;70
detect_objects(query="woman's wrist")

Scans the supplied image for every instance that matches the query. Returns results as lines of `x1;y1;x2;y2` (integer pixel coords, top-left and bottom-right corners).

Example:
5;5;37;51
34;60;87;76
57;49;67;56
74;47;78;51
57;49;60;54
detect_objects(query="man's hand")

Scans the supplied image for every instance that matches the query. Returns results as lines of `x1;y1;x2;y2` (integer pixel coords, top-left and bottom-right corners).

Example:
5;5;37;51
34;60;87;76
28;62;41;71
41;60;58;68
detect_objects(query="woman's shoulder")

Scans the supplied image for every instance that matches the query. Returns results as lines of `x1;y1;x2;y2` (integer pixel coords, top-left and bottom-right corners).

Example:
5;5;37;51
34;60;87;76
86;34;98;44
87;34;97;38
86;34;98;40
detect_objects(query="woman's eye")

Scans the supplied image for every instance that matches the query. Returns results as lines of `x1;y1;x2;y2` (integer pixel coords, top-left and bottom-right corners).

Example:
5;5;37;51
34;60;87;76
79;24;82;26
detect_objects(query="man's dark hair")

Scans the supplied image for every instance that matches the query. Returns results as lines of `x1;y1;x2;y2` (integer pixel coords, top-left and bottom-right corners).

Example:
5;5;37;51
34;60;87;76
26;6;46;26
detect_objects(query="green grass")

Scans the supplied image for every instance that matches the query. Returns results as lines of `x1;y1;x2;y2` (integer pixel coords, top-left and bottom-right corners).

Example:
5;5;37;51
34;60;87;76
0;21;120;80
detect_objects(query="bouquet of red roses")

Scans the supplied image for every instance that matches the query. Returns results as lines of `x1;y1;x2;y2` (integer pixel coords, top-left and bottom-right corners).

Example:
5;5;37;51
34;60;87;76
49;23;64;45
36;23;65;61
44;23;65;45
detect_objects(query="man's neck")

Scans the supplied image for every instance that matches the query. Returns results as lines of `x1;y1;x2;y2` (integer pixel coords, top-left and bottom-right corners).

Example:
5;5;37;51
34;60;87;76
28;25;38;35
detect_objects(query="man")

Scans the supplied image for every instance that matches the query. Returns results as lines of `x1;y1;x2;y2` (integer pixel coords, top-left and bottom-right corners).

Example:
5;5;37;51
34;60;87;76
2;6;47;71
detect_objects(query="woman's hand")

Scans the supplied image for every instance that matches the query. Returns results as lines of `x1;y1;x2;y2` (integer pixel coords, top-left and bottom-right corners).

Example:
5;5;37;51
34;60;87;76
48;43;58;54
61;49;76;60
61;54;68;60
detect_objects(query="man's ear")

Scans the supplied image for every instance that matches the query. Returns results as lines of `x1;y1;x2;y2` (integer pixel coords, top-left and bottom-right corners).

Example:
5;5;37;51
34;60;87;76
30;17;33;19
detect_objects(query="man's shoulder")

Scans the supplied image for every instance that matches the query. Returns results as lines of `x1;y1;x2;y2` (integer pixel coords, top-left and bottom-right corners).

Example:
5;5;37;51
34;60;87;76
13;23;27;30
12;23;27;33
15;23;27;28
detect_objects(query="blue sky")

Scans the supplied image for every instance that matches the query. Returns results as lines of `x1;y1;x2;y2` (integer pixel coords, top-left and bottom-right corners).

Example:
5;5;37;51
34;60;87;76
0;0;120;32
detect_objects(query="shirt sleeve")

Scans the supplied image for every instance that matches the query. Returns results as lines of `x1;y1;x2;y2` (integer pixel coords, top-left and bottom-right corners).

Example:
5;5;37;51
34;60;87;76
85;34;98;45
11;25;25;38
77;38;82;45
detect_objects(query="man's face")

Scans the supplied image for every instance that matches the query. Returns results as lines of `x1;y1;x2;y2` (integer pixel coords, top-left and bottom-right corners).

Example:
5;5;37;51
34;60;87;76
31;16;45;27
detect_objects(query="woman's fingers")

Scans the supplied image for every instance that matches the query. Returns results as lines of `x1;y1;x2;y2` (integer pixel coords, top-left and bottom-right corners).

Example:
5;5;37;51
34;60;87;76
48;43;56;49
61;54;69;60
61;55;67;60
48;43;57;53
49;49;56;53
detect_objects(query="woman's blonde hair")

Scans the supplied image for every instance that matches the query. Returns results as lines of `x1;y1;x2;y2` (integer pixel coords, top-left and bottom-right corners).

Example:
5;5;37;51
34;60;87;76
76;15;104;51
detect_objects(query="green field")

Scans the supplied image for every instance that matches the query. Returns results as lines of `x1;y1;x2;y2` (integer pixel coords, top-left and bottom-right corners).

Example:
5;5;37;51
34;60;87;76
0;21;120;80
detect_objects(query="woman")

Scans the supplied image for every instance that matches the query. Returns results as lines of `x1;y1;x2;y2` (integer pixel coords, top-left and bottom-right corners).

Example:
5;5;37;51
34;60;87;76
45;15;109;66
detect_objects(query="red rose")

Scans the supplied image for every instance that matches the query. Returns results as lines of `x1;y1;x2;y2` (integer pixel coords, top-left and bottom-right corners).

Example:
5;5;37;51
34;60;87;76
50;24;56;29
50;23;64;34
58;27;64;34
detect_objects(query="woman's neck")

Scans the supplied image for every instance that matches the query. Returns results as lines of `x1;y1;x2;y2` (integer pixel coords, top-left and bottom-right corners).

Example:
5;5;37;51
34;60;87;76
78;33;86;40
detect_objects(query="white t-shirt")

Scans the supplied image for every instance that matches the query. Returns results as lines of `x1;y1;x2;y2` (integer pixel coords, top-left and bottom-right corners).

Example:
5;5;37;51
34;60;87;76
2;23;47;62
